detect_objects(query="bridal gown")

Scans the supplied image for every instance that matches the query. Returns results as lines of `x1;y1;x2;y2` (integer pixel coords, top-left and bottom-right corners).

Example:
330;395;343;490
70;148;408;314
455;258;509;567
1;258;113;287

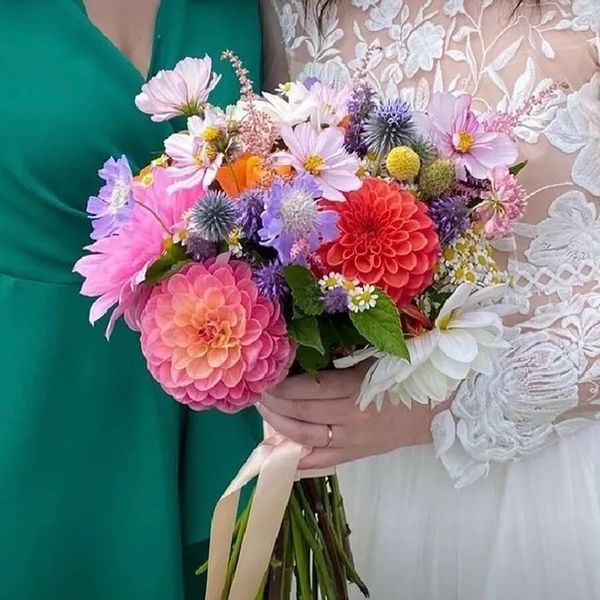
266;1;600;598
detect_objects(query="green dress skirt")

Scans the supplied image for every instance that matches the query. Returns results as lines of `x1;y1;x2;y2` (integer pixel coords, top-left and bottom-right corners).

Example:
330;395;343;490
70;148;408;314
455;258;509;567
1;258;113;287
0;1;263;598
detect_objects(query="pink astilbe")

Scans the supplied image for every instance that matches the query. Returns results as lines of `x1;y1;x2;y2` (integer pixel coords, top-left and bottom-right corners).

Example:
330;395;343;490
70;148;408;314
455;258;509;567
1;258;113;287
222;50;279;159
74;167;198;337
140;259;294;412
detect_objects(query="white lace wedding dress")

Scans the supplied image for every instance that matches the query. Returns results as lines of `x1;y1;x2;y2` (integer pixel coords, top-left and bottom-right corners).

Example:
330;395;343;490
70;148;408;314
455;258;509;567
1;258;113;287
263;1;600;598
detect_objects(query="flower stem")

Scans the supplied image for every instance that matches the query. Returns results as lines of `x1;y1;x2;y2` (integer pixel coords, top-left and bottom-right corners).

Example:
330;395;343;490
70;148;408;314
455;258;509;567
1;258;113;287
289;499;311;600
136;199;172;235
221;499;252;600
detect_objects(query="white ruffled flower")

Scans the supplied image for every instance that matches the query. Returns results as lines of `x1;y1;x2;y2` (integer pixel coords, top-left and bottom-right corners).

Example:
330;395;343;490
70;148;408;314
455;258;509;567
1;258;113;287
340;284;510;410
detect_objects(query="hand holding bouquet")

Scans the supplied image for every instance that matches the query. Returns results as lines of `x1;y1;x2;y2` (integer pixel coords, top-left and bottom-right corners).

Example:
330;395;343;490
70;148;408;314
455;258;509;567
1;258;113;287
74;49;537;599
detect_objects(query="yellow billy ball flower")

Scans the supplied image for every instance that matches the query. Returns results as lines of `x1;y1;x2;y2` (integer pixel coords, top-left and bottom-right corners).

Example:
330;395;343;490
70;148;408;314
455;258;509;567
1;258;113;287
385;146;421;180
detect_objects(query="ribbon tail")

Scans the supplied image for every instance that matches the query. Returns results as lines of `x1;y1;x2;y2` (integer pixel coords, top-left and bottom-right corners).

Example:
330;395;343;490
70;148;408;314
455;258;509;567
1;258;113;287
228;440;304;600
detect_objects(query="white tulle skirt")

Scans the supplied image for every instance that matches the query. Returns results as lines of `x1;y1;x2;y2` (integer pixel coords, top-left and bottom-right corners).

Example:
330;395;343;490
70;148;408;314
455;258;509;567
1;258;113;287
338;423;600;600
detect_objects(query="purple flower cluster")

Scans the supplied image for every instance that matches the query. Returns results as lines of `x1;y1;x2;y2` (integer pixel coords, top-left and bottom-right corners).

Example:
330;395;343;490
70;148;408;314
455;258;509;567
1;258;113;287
253;261;288;301
236;190;265;240
323;287;349;314
344;82;376;158
428;196;470;247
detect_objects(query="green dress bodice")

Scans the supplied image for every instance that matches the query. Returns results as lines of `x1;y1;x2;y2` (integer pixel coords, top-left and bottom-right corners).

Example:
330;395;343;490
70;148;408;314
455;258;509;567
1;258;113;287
0;1;262;598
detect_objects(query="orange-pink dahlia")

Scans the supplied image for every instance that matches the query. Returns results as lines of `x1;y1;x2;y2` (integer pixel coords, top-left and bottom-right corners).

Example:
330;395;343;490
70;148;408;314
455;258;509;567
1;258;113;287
140;259;294;412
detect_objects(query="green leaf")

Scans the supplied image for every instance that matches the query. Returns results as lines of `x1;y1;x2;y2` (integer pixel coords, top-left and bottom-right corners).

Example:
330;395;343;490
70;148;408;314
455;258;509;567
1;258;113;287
350;290;409;359
288;316;325;355
283;265;324;316
145;243;190;285
509;160;528;176
296;346;331;378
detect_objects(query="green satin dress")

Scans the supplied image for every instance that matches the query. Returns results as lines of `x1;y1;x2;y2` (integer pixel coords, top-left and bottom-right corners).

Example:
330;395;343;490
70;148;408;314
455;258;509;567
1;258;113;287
0;1;262;598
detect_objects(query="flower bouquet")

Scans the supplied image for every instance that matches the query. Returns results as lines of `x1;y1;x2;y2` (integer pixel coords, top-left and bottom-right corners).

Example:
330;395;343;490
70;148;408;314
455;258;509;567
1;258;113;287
75;50;533;599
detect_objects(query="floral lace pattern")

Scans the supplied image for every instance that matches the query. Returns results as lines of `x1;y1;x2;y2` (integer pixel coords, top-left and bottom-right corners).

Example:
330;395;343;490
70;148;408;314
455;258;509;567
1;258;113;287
268;0;600;485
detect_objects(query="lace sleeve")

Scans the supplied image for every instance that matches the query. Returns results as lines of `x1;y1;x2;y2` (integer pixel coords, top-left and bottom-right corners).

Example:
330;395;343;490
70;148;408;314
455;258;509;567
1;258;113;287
260;0;290;91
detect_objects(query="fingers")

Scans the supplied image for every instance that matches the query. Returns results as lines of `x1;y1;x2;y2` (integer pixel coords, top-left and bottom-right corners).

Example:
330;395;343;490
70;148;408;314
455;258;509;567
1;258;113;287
299;448;354;470
270;369;363;401
257;405;347;449
261;394;353;425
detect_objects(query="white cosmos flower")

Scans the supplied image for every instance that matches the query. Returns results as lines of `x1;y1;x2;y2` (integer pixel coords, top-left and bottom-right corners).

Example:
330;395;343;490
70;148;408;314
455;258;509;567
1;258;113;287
337;284;510;410
257;82;316;126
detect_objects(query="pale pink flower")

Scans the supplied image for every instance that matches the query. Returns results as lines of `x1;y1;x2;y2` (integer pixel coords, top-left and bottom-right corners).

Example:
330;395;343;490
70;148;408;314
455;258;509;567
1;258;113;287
424;92;518;179
474;166;527;238
74;167;198;337
308;82;352;127
135;56;221;122
278;122;361;201
164;110;225;194
140;259;294;412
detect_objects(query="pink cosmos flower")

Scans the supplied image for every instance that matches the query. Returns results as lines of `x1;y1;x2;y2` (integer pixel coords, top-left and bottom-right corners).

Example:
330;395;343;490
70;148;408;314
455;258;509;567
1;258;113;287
308;82;352;127
135;56;221;122
140;259;294;412
278;122;361;201
474;166;527;239
164;110;225;194
424;92;518;179
74;167;198;337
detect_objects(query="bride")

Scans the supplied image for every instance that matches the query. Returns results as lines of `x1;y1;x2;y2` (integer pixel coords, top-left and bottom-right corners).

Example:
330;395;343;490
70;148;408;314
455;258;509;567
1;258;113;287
260;1;600;599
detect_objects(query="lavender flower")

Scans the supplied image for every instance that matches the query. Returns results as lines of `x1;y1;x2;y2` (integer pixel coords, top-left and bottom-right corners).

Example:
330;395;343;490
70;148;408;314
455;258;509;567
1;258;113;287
259;174;339;263
344;82;376;157
236;190;265;240
363;99;415;158
428;196;470;247
87;155;134;240
189;191;237;242
323;287;349;314
253;262;288;301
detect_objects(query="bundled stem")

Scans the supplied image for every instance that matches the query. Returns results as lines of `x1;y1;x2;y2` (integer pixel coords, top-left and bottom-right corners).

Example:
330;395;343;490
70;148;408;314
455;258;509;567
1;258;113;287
205;475;369;600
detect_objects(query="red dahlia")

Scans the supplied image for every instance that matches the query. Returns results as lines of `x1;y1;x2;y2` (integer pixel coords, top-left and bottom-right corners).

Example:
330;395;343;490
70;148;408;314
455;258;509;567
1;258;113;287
320;178;440;306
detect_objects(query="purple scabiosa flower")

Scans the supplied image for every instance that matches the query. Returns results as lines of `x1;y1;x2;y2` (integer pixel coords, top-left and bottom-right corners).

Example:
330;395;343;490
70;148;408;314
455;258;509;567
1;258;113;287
428;196;470;247
363;98;415;158
236;190;265;240
323;286;349;314
253;262;288;301
259;174;339;263
86;155;134;240
344;82;376;158
185;232;218;262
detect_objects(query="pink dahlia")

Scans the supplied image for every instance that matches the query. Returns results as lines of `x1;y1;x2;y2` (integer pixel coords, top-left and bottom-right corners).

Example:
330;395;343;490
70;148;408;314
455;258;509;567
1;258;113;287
140;259;294;412
474;166;527;238
424;92;518;179
74;166;198;337
135;56;221;122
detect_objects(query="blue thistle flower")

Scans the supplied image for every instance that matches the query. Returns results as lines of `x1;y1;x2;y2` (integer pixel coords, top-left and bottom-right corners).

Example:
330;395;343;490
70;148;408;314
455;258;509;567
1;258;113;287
323;287;349;314
363;99;415;158
236;190;265;241
253;262;288;301
344;82;376;158
428;196;470;247
190;191;237;242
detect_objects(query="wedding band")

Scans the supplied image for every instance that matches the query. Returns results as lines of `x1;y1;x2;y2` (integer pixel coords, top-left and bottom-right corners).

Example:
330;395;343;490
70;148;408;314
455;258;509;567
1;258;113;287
325;424;334;448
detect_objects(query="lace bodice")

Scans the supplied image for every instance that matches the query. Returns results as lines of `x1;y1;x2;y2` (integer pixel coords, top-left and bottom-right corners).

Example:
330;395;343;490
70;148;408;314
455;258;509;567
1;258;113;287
265;0;600;486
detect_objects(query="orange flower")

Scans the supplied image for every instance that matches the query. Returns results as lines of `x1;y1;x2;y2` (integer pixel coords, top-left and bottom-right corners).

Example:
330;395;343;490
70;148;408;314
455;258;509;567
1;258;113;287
320;178;440;306
216;154;292;198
